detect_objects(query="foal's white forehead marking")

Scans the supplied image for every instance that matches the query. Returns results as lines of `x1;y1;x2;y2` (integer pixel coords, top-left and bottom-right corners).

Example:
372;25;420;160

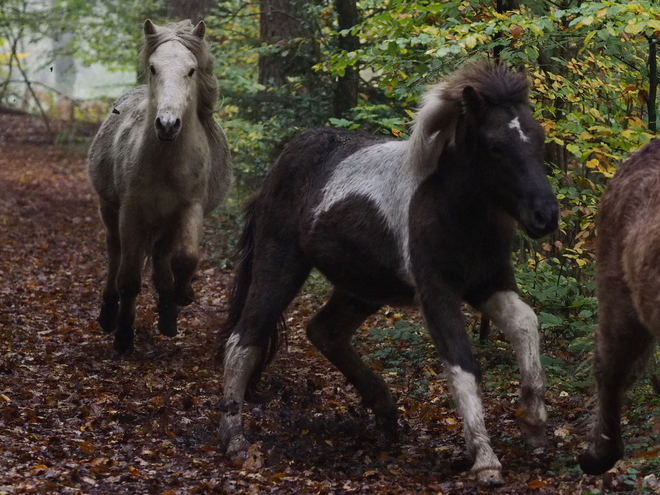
314;140;426;283
508;116;530;143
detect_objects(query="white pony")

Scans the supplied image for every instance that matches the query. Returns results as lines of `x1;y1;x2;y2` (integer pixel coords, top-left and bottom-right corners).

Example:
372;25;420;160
88;19;232;354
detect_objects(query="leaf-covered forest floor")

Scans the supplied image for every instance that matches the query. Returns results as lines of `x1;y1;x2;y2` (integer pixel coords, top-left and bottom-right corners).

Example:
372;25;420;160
1;113;659;494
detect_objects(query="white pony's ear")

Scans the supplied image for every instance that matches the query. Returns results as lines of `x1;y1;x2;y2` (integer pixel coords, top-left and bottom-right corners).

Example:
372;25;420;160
144;19;158;36
192;20;206;39
405;85;461;175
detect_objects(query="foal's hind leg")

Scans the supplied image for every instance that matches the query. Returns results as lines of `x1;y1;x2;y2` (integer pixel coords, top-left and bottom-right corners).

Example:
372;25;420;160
172;204;204;306
481;291;547;447
579;302;653;475
220;254;311;460
305;291;398;437
98;203;121;332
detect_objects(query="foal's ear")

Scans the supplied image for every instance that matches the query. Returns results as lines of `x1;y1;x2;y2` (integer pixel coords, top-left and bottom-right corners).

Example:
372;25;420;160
144;19;158;36
462;85;485;115
192;20;206;39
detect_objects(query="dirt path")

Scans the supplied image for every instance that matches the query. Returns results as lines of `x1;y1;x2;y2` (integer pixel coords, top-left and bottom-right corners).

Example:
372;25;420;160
0;130;640;494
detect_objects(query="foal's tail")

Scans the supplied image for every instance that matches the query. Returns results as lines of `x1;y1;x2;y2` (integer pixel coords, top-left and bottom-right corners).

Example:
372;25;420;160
216;197;282;395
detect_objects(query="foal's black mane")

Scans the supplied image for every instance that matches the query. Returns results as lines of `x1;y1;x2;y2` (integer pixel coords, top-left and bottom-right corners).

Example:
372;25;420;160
441;63;530;106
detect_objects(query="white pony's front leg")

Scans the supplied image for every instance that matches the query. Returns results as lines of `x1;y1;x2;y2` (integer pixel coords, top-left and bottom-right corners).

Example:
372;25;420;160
444;364;504;485
481;291;547;446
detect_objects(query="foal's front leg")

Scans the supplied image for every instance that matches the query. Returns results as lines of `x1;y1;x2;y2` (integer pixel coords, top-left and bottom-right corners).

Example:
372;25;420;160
481;291;547;447
420;290;504;486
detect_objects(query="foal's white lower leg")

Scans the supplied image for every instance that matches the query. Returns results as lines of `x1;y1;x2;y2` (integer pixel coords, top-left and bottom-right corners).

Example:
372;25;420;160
220;332;261;460
481;291;547;446
445;364;504;485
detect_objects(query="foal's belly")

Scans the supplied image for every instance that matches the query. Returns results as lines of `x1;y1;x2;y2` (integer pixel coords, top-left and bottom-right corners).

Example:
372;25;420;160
305;198;416;305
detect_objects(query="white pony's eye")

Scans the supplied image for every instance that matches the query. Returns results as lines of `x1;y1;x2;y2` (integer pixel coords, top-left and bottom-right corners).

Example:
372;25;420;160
150;65;156;76
188;68;196;77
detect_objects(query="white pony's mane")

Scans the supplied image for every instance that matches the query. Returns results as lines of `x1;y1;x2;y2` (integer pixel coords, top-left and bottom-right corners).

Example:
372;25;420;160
404;83;461;176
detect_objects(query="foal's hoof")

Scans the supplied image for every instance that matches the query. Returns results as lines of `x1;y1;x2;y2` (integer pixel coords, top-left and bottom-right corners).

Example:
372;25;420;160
474;468;505;486
375;414;399;443
98;302;119;333
158;305;178;337
578;447;622;476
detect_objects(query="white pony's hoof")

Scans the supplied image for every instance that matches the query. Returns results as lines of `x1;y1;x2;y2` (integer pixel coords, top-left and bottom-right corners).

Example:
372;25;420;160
226;435;251;462
475;468;505;486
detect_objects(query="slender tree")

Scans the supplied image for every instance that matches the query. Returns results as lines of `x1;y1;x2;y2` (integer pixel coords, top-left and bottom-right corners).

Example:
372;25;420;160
167;0;211;22
333;0;359;117
258;0;318;87
648;35;657;133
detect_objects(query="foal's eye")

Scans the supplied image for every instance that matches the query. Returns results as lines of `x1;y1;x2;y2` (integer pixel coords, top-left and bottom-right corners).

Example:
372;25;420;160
488;143;506;156
188;68;196;77
149;65;156;76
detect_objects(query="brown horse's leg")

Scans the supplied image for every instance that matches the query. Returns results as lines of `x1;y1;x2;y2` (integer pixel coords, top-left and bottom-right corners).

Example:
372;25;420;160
172;204;203;306
579;307;653;475
152;230;178;337
114;211;148;354
305;291;396;436
98;203;121;332
220;252;311;461
481;291;547;447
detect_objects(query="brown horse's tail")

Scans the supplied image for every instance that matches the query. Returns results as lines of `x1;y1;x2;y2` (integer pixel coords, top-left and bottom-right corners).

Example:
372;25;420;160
216;196;282;396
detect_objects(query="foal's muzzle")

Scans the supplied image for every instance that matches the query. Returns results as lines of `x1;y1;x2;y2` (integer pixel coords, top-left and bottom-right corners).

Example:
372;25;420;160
520;196;560;239
155;111;182;141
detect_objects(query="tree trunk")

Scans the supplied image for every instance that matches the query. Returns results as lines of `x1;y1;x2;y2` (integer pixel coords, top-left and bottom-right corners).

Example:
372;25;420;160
167;0;211;22
648;36;657;133
259;0;318;87
333;0;359;117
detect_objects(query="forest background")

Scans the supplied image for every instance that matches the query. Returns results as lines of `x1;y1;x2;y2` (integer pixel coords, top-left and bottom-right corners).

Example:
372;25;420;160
2;0;660;491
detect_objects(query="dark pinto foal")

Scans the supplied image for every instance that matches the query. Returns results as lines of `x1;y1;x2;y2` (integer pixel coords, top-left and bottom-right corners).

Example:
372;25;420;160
579;139;660;475
219;63;559;486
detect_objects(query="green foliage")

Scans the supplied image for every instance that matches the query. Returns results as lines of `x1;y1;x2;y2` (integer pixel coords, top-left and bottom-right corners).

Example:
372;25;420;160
363;319;437;400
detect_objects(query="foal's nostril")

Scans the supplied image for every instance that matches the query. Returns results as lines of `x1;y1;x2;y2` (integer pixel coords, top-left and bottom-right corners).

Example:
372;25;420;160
155;117;164;131
173;118;181;132
533;210;547;227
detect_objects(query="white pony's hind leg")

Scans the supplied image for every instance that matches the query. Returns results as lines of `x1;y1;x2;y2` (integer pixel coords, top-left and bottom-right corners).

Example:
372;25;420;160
481;291;547;446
